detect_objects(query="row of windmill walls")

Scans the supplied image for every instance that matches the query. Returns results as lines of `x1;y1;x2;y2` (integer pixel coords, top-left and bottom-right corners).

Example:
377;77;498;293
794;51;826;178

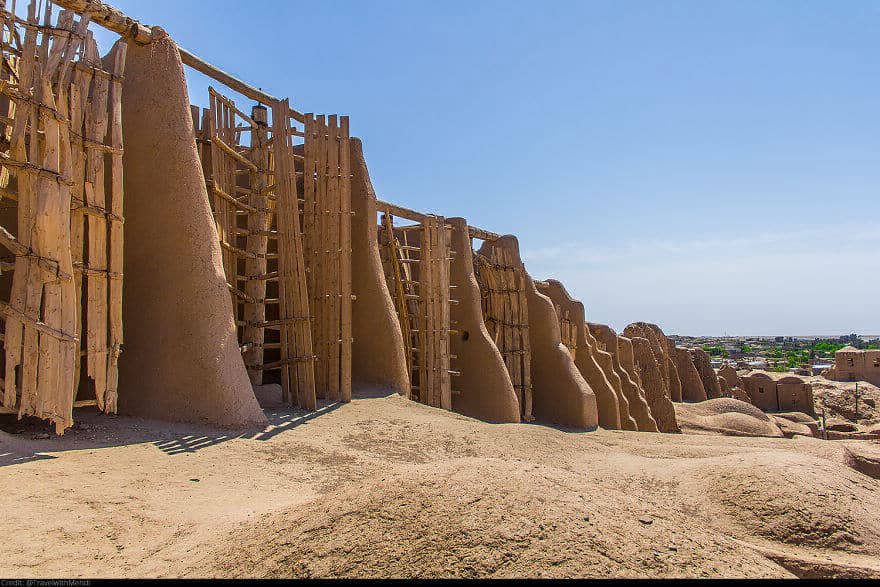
2;0;719;435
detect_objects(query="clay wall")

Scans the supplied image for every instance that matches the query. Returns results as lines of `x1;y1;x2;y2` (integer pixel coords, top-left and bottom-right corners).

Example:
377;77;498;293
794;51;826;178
119;29;265;427
671;346;707;402
826;348;880;386
629;337;679;432
717;364;741;392
690;348;724;399
777;382;815;415
623;323;683;402
477;238;598;429
617;336;660;432
349;140;411;397
741;372;778;412
741;372;814;415
589;323;656;431
447;219;520;422
538;281;628;430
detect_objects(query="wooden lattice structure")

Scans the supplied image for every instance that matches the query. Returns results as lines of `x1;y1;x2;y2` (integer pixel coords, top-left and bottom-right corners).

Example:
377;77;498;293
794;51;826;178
473;245;532;421
301;113;351;403
0;1;126;433
193;88;316;408
378;207;458;409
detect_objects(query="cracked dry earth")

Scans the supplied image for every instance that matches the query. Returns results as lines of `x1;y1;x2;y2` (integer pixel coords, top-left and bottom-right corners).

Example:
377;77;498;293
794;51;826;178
1;391;879;578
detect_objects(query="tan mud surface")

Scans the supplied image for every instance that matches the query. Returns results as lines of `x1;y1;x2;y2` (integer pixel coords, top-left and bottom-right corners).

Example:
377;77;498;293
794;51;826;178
1;391;879;578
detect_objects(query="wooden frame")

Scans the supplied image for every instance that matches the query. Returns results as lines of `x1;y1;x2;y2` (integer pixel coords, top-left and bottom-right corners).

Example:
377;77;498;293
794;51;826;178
377;206;456;410
0;1;126;433
195;88;317;409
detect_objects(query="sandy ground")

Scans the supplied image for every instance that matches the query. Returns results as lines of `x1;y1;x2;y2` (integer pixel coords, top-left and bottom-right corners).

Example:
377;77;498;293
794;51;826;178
1;389;879;579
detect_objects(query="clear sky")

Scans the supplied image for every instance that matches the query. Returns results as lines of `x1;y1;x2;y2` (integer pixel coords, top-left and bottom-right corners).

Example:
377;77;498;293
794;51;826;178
98;1;879;336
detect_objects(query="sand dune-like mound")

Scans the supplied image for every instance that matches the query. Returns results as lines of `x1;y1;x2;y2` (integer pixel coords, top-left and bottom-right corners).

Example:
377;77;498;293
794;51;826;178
185;458;789;579
689;451;880;557
772;416;816;438
774;412;819;424
843;443;880;480
4;393;879;579
675;399;783;438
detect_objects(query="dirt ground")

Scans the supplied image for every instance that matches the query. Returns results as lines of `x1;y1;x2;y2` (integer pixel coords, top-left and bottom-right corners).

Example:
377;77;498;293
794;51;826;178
1;389;879;579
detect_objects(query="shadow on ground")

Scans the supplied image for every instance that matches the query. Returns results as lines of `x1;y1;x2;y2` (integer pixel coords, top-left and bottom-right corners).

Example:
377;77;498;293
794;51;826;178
0;386;395;466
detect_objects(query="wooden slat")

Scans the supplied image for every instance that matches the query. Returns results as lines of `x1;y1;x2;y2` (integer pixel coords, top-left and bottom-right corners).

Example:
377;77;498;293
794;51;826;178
83;36;110;411
438;217;451;410
315;114;328;399
104;38;126;413
422;217;436;406
272;99;315;410
67;26;95;410
5;0;42;415
339;116;351;403
327;115;340;402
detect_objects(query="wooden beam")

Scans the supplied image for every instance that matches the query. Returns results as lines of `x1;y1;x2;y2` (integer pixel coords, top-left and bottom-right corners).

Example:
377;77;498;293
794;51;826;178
50;0;307;121
376;199;428;223
467;225;500;242
376;199;500;241
49;0;151;42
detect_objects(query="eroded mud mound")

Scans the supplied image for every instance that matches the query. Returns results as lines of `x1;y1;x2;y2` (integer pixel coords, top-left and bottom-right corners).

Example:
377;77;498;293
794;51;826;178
675;398;783;438
695;451;880;556
186;459;790;579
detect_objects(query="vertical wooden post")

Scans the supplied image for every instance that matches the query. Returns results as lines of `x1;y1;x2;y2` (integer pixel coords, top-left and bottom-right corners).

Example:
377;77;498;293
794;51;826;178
316;115;328;399
273;100;316;410
68;35;94;404
419;221;432;405
302;114;318;394
84;37;110;410
438;220;451;410
105;39;127;413
327;115;340;402
243;104;269;385
339;116;352;403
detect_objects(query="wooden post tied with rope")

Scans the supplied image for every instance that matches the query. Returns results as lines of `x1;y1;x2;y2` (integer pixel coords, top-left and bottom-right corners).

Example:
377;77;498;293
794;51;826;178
473;243;533;421
0;1;127;433
376;205;457;410
194;87;317;409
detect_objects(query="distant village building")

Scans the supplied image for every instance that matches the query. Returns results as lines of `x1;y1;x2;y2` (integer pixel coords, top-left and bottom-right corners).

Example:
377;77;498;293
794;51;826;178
823;346;880;386
740;371;815;415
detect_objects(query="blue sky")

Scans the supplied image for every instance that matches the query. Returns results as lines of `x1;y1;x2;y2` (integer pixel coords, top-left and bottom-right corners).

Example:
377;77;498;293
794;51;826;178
96;1;879;336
